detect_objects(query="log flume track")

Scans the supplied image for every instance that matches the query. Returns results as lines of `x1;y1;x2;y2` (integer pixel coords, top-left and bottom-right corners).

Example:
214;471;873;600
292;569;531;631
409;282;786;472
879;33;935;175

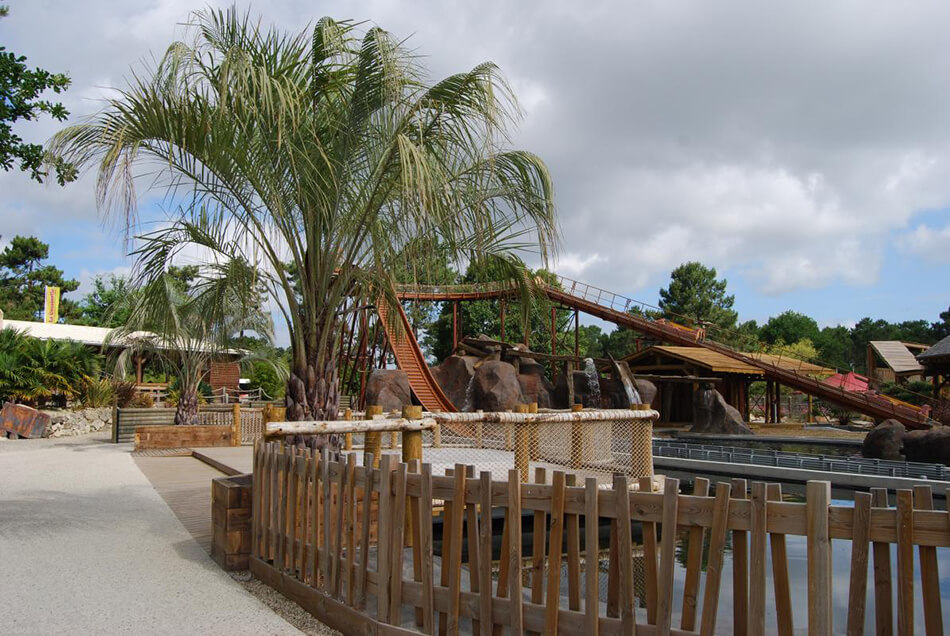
392;275;933;429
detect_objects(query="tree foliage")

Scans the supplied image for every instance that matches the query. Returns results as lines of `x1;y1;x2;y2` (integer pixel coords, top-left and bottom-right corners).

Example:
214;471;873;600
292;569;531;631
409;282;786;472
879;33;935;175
760;311;820;346
0;327;102;405
658;262;737;331
0;235;79;320
51;8;556;422
75;274;137;327
0;7;74;184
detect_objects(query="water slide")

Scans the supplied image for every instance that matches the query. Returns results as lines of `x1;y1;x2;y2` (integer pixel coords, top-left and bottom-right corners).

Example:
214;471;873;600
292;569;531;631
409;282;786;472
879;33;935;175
375;296;457;412
393;276;932;429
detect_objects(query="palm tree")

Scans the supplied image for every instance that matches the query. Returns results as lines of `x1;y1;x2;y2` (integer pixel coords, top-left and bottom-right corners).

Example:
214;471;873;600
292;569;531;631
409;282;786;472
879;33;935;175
50;8;557;423
109;273;271;426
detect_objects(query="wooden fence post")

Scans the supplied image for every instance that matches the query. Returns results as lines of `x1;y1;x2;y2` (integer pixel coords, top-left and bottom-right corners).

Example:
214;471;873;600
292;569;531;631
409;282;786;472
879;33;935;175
232;403;241;446
527;402;539;461
365;405;383;468
806;480;832;635
401;405;423;465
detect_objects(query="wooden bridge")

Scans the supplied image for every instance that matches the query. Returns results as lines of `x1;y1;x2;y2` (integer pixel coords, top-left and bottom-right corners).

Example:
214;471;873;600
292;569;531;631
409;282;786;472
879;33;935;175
391;276;933;429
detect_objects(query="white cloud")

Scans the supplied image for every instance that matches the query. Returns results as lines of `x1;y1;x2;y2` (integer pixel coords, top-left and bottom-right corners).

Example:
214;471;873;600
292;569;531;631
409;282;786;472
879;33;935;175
4;0;950;321
897;223;950;263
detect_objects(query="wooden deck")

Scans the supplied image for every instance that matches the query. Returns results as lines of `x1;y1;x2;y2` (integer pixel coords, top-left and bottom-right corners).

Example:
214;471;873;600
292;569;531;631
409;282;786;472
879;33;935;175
134;455;226;552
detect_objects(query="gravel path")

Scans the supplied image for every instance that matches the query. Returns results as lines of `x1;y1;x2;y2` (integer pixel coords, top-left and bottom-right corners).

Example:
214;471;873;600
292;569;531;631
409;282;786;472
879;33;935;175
0;433;302;635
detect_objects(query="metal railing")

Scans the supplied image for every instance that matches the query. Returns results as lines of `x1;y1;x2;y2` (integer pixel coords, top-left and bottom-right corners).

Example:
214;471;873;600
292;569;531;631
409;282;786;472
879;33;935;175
652;439;949;481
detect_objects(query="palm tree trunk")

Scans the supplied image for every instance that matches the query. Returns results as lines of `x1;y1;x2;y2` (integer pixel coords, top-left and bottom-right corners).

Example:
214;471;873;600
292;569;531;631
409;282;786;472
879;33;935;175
286;344;341;451
175;387;200;426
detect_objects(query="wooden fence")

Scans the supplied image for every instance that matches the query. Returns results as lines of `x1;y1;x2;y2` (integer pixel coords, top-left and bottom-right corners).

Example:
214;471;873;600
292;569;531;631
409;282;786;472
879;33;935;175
113;405;265;444
251;441;950;635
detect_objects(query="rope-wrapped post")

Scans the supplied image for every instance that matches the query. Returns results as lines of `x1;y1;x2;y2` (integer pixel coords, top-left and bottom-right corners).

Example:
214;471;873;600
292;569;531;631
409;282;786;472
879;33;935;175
514;404;530;482
527;402;539;461
630;403;654;478
365;405;383;468
570;403;584;468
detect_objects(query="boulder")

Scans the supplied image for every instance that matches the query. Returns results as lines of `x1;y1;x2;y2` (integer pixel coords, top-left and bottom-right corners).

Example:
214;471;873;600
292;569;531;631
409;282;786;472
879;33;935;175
902;428;950;465
472;360;524;412
635;379;658;408
517;359;555;409
691;384;753;435
430;355;478;410
364;369;412;411
861;419;905;460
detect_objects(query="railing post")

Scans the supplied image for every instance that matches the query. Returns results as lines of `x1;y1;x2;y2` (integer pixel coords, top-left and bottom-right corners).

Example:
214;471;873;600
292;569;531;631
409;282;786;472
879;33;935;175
401;405;423;465
231;403;241;446
343;408;353;450
570;403;584;469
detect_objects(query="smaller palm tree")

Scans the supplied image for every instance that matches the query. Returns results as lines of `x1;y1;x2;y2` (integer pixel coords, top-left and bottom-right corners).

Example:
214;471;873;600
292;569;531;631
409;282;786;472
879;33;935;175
109;272;271;425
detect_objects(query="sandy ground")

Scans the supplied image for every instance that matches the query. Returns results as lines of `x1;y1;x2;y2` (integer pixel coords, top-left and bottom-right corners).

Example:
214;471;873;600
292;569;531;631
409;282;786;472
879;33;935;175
0;433;305;635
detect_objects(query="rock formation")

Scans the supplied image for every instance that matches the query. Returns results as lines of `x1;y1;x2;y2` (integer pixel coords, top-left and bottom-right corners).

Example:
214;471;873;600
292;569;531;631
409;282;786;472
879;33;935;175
861;419;905;460
471;360;524;412
691;383;753;435
902;428;950;465
364;369;412;411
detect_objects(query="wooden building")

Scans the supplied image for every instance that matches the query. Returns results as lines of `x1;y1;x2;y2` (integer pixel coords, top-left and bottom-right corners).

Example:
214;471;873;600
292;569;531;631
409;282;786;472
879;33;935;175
866;340;927;385
917;335;950;399
622;346;763;424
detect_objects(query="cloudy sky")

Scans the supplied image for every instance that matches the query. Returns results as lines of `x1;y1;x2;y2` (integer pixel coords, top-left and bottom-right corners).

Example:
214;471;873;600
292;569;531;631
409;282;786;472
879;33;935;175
3;0;949;341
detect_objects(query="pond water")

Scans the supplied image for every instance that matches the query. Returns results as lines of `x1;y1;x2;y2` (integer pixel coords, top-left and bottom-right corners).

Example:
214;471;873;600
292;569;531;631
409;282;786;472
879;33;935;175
643;494;950;634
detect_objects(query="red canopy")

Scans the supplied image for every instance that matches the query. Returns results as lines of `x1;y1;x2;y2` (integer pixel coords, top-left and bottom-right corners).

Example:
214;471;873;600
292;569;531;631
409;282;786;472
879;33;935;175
822;371;869;392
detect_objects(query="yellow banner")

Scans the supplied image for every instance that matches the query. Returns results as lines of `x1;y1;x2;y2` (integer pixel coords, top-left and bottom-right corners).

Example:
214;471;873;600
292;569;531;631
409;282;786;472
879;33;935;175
44;286;60;323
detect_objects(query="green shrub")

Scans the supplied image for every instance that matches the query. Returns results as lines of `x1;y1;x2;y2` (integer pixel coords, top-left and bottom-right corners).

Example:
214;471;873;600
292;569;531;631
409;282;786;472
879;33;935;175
880;381;933;406
80;378;115;407
111;380;138;407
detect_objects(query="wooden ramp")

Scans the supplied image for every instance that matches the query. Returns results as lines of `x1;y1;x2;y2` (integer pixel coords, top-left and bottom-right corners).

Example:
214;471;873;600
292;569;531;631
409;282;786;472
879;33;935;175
134;455;225;552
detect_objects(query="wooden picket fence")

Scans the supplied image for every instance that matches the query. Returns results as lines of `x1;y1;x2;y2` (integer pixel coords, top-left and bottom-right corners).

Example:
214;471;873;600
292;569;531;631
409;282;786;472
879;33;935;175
250;440;950;635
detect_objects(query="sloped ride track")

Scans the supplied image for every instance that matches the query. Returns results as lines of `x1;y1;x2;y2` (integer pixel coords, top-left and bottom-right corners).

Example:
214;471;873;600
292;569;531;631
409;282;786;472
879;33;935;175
387;276;933;430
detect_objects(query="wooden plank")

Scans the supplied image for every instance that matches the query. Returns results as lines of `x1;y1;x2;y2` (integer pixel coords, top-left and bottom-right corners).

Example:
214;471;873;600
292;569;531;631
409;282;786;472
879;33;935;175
747;482;767;636
656;477;680;635
730;478;748;636
913;486;942;636
766;484;793;636
615;475;635;636
680;477;709;631
321;448;332;587
408;459;423;627
447;465;467;636
277;448;289;572
478;471;493;636
378;455;394;623
846;491;871;636
699;482;732;636
607;508;619;619
464;467;482;636
298;452;310;580
508;469;524;636
871;488;894;635
310;448;321;588
585;478;600;636
253;440;263;559
389;463;408;625
896;489;914;636
419;464;435;635
640;476;659;625
345;453;358;605
288;449;299;575
806;481;832;636
356;454;375;609
545;471;567;635
565;474;582;612
490;505;510;636
331;454;348;596
439;468;454;636
531;466;548;624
